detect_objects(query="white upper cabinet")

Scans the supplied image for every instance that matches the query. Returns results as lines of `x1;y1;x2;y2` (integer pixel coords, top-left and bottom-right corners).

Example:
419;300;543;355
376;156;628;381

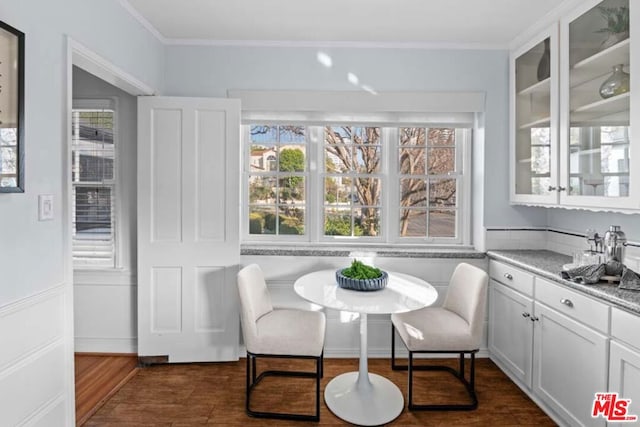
511;25;559;205
511;0;640;212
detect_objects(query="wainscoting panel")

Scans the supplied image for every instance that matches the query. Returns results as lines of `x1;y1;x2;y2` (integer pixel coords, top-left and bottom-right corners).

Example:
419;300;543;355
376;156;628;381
74;275;137;353
0;290;64;371
0;286;69;426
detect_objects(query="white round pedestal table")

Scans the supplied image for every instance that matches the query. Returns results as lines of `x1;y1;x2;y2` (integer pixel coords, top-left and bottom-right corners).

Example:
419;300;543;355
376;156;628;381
294;269;438;426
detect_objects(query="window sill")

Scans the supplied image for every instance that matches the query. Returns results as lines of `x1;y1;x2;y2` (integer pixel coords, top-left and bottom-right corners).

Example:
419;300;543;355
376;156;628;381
240;243;485;259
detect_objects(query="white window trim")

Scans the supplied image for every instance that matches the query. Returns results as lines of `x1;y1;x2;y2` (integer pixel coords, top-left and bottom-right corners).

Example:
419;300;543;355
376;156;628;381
71;97;122;269
235;91;484;247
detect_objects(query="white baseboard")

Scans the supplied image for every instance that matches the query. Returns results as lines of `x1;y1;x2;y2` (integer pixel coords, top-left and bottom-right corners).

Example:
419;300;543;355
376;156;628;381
74;337;137;354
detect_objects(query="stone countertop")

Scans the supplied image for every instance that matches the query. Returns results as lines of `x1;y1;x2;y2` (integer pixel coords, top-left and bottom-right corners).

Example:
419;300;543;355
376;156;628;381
487;250;640;315
241;245;485;258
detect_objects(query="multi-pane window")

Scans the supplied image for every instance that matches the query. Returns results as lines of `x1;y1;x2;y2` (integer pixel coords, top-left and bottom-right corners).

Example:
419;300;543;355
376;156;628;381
398;128;460;239
243;123;470;244
324;126;382;237
247;125;307;236
71;106;116;267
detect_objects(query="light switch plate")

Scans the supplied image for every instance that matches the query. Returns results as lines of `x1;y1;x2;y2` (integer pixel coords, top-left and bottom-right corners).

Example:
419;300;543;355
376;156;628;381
38;194;54;221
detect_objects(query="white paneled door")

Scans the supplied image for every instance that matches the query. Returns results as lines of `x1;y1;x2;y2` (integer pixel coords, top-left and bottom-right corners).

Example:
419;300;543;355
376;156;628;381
137;97;240;362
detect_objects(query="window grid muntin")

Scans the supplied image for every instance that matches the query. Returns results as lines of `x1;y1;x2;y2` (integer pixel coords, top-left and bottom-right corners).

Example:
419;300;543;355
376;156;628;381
246;125;308;237
243;124;470;245
323;125;383;238
397;127;462;241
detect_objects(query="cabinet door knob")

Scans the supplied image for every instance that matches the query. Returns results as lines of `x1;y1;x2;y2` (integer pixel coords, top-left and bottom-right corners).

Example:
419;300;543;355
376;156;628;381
557;186;566;192
560;298;573;308
548;186;557;191
504;273;513;280
522;312;530;318
530;316;539;322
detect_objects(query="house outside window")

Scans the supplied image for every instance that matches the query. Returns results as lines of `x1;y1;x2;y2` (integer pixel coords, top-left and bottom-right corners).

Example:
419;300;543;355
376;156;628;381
71;100;117;267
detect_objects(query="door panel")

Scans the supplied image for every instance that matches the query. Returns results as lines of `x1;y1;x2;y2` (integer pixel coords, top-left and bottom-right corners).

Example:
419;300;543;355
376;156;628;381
609;341;640;427
533;302;607;427
138;96;241;362
488;281;534;387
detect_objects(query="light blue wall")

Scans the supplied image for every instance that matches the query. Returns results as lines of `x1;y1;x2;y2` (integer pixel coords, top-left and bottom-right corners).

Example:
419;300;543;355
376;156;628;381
0;0;163;305
547;209;640;242
164;45;548;230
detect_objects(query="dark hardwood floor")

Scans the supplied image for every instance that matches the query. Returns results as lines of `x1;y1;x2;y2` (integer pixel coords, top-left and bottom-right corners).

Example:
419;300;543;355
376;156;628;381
83;357;555;426
75;353;139;426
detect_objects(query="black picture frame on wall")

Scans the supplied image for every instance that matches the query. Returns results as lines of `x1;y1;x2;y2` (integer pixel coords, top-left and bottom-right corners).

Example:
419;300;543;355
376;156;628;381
0;20;25;193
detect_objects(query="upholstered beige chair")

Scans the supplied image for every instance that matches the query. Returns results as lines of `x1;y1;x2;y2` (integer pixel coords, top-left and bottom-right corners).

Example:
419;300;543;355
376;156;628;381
391;262;488;410
237;264;326;421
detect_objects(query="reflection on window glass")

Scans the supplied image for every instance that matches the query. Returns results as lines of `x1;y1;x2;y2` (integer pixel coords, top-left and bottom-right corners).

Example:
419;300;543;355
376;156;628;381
568;126;630;197
244;124;469;243
248;125;307;235
398;128;458;239
323;126;382;237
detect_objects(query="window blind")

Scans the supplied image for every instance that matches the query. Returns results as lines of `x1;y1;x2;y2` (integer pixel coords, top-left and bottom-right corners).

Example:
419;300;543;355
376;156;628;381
71;102;116;268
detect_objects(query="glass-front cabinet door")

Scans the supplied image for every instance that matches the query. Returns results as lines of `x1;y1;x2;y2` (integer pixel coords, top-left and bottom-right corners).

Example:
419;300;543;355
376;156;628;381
511;26;559;204
560;0;640;210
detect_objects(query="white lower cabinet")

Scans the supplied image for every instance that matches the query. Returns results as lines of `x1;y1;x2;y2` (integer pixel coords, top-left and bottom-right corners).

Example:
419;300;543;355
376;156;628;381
532;302;608;427
488;280;533;387
609;307;640;426
489;260;610;427
609;341;640;426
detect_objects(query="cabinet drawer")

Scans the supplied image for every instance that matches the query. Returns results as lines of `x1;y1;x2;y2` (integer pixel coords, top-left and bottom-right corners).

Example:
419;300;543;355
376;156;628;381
489;260;534;296
611;307;640;351
535;278;609;333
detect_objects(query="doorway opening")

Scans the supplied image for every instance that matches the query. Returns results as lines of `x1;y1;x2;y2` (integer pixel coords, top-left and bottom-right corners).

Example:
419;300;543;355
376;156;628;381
66;39;154;425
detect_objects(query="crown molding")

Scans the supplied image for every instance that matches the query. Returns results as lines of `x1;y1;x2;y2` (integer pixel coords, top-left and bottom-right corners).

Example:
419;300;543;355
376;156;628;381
163;38;507;50
508;0;582;50
118;0;167;43
117;0;507;50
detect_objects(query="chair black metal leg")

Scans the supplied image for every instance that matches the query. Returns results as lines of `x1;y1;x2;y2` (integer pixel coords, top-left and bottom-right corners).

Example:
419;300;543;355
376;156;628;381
408;351;414;407
403;350;479;411
316;355;321;417
252;355;257;383
245;352;321;421
391;325;408;371
470;352;475;390
245;355;252;414
391;325;395;368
